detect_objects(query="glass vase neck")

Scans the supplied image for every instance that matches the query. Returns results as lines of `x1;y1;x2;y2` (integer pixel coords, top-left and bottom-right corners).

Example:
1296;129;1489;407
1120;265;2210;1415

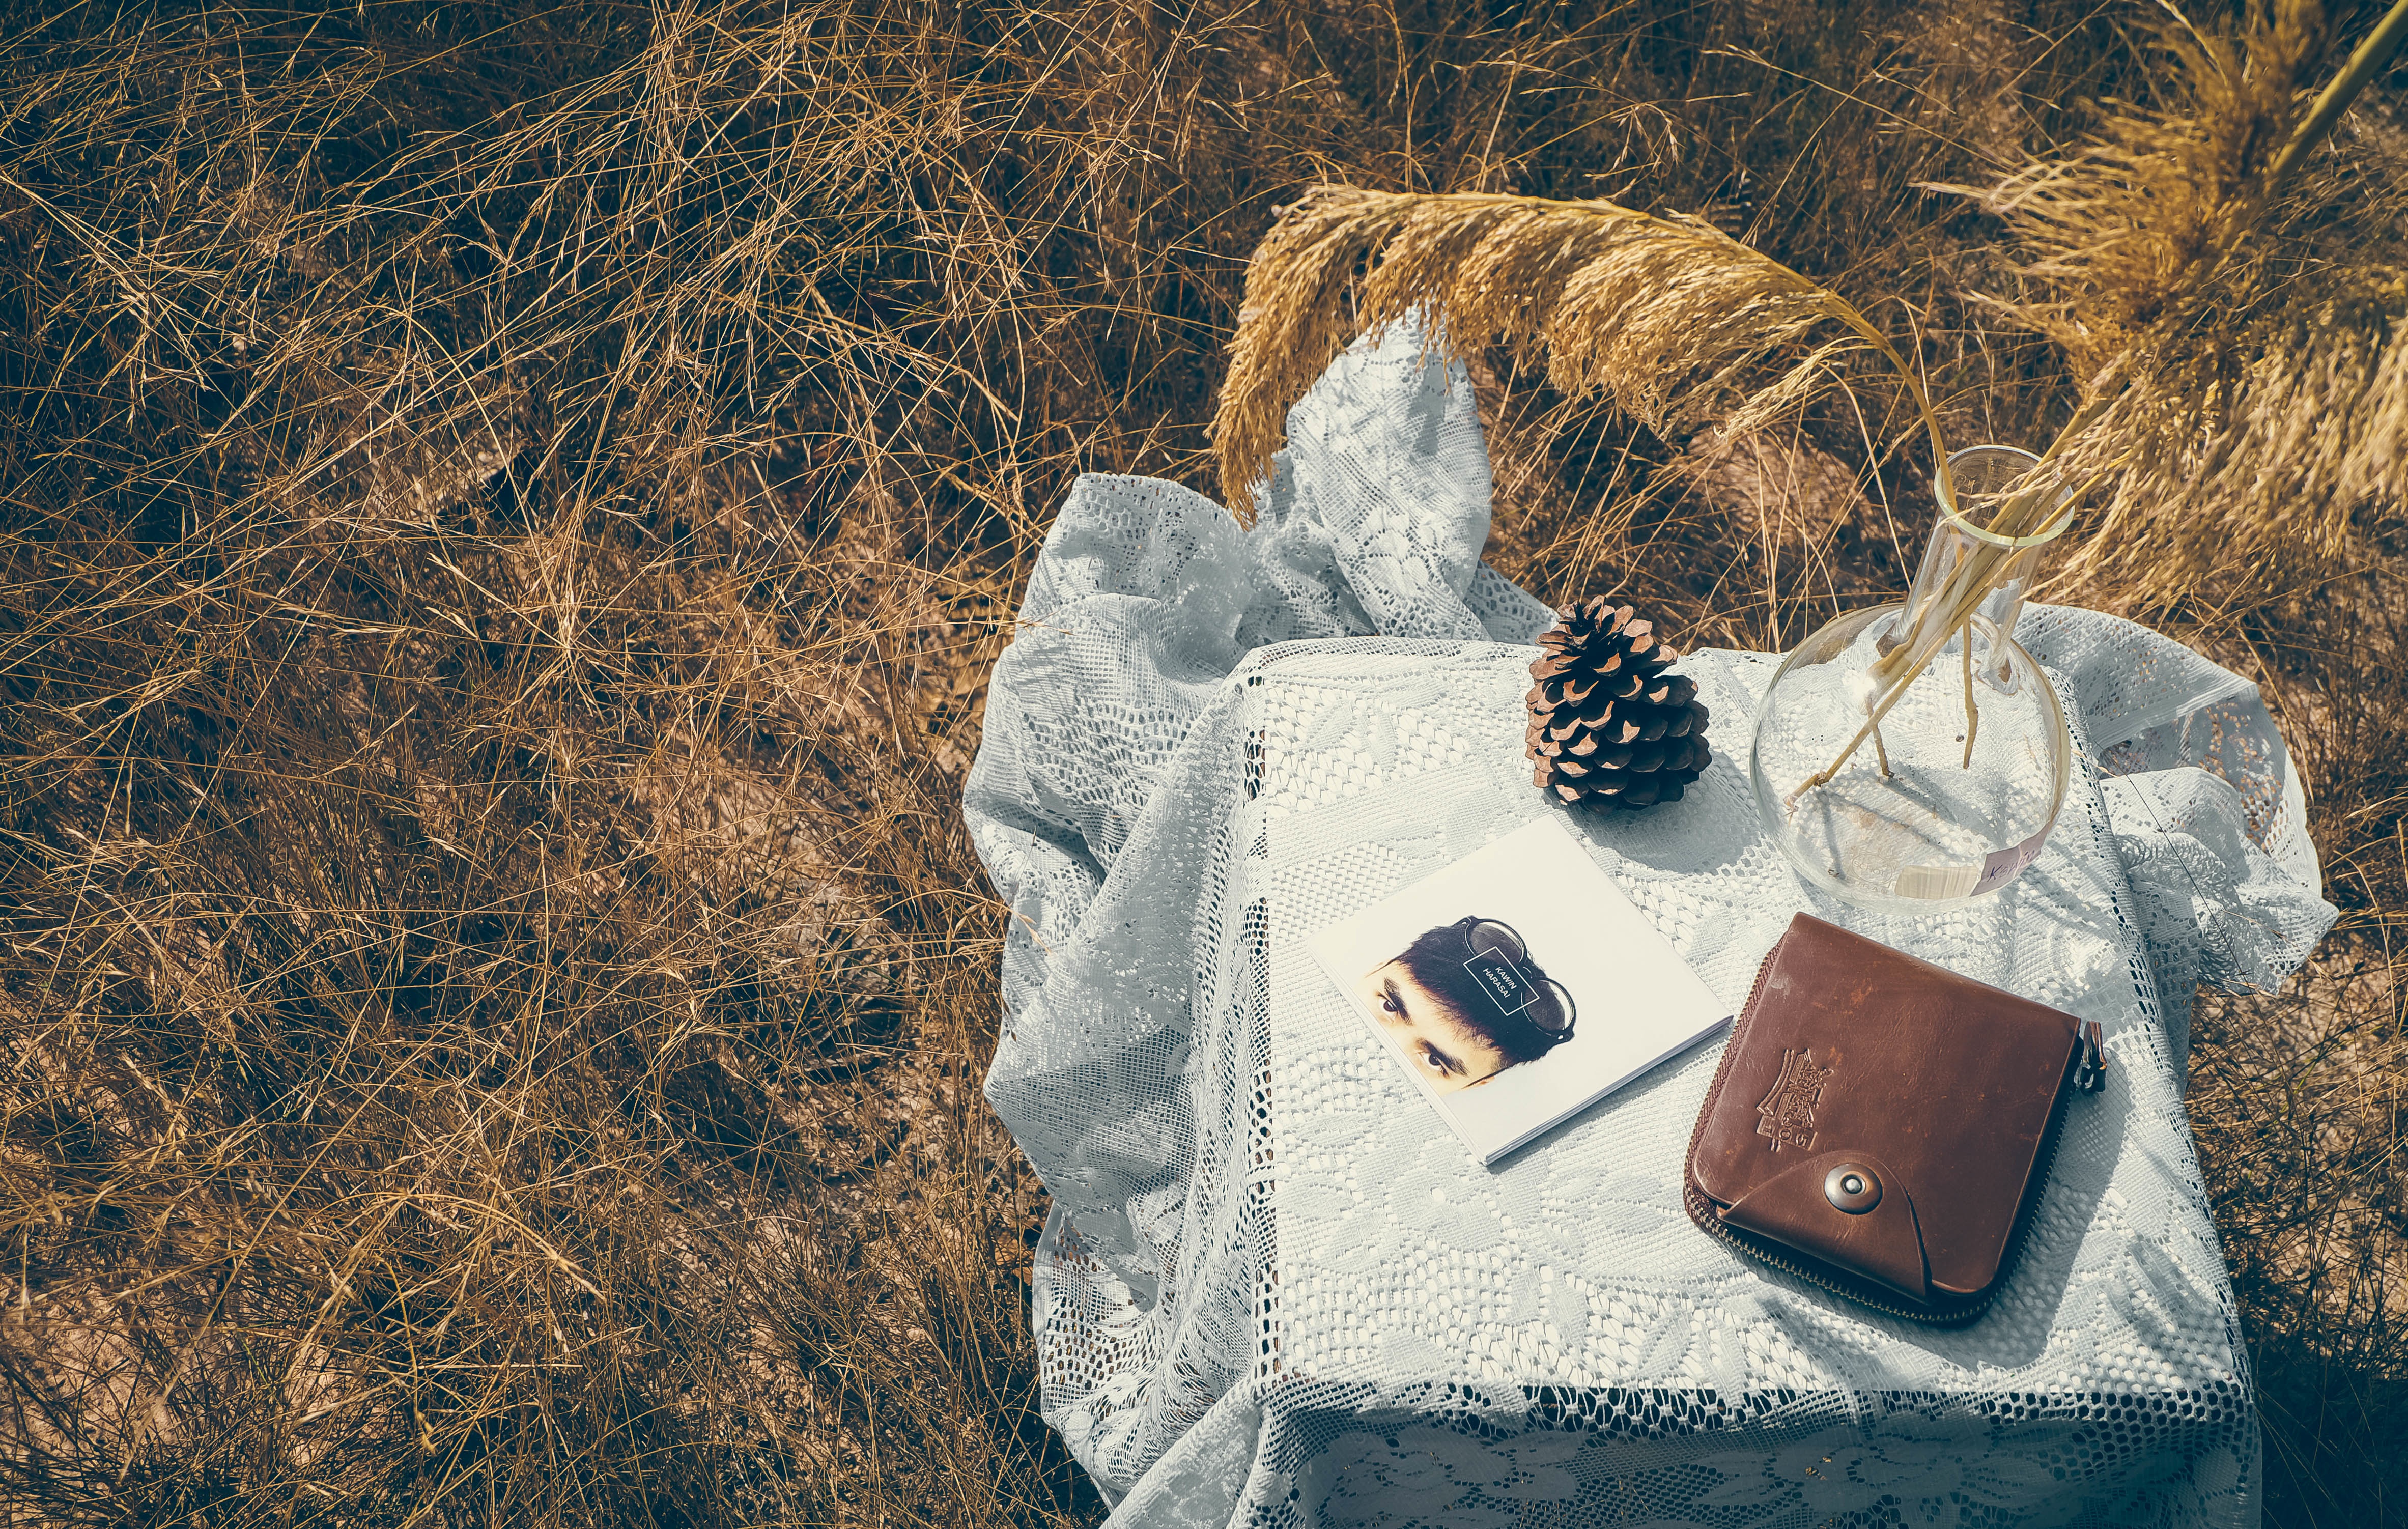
1897;445;2072;686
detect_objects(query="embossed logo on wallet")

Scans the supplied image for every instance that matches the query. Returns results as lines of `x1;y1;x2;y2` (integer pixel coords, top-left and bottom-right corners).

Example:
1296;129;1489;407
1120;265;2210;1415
1755;1046;1834;1151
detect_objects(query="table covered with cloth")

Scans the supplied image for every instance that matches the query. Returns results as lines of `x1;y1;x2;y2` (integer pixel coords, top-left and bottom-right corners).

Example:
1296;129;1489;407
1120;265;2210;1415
964;319;2337;1529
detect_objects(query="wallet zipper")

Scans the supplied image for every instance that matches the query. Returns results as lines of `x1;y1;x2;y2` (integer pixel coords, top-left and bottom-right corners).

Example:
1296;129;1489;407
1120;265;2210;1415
1684;1186;1966;1323
1681;1131;2067;1325
1681;934;2086;1327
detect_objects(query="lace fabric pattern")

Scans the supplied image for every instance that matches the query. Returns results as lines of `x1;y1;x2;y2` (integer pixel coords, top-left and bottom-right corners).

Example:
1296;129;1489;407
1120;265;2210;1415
966;318;2337;1527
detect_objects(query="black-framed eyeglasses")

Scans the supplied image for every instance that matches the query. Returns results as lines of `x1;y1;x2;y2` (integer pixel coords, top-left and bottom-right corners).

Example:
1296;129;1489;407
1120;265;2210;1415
1454;917;1576;1036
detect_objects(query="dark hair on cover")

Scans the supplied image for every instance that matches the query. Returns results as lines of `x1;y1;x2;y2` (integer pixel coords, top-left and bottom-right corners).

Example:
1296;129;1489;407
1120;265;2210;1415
1391;919;1572;1068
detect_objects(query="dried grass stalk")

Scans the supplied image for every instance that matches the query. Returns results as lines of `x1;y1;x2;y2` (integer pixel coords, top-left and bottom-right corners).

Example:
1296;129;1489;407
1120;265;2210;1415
1212;187;1954;522
3;1;2402;1521
1220;5;2408;798
1961;0;2408;607
1789;0;2408;796
1794;1;2408;787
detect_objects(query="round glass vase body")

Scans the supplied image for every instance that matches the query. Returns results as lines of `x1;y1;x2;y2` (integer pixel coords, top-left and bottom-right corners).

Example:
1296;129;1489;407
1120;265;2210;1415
1747;446;2075;910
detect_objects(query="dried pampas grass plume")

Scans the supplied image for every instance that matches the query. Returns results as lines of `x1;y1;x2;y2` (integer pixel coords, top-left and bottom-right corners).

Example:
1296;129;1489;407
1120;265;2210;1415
1210;188;1951;522
1962;0;2408;603
1792;0;2408;786
1956;0;2333;377
1217;3;2408;614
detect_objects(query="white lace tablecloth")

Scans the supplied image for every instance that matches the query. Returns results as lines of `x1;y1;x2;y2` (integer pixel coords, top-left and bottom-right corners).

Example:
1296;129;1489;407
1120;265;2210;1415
965;320;2336;1528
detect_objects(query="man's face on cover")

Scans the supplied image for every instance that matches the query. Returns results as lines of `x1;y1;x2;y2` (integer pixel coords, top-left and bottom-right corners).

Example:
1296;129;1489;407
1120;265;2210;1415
1358;960;1507;1093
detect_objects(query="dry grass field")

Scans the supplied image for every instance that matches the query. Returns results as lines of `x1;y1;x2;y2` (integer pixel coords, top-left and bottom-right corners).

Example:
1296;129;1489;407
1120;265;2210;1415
0;0;2398;1524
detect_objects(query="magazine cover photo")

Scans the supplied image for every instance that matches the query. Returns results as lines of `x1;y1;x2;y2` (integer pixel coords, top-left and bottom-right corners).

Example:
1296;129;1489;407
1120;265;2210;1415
1354;916;1578;1094
1310;815;1730;1163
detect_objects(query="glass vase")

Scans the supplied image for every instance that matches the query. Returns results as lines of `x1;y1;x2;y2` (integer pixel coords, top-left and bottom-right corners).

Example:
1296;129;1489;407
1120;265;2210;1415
1748;446;2075;910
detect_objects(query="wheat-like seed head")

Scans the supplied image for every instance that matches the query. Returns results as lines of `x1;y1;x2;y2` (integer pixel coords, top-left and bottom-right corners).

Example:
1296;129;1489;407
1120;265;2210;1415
1966;0;2408;604
2045;267;2408;598
1962;3;2328;379
1212;187;1946;521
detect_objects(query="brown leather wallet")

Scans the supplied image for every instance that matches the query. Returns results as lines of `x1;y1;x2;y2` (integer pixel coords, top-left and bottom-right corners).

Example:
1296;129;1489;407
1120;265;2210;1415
1684;913;2107;1324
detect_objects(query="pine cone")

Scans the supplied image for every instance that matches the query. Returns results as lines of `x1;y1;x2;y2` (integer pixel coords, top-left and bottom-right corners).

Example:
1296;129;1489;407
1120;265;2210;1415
1525;598;1711;809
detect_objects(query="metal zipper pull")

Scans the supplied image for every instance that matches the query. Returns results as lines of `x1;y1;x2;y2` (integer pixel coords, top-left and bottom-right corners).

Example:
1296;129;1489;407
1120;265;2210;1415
2072;1021;2108;1093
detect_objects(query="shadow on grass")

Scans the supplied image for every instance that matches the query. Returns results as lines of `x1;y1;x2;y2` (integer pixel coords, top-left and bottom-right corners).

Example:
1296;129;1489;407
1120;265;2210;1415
2257;1341;2406;1527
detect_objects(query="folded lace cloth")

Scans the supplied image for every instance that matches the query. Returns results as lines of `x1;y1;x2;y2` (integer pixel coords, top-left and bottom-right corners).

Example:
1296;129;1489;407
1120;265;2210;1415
966;317;2335;1528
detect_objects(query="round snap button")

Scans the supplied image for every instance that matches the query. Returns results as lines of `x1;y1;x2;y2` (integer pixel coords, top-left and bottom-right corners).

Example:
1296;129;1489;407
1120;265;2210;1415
1823;1163;1881;1214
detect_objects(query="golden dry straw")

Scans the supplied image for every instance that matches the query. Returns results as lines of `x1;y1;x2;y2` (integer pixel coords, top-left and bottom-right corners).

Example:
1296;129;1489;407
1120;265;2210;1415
1962;0;2408;607
1785;0;2408;795
0;1;2402;1522
1211;188;1956;525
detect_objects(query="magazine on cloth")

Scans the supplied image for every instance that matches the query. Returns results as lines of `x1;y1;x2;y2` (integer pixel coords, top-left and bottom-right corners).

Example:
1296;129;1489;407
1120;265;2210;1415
1309;814;1731;1165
